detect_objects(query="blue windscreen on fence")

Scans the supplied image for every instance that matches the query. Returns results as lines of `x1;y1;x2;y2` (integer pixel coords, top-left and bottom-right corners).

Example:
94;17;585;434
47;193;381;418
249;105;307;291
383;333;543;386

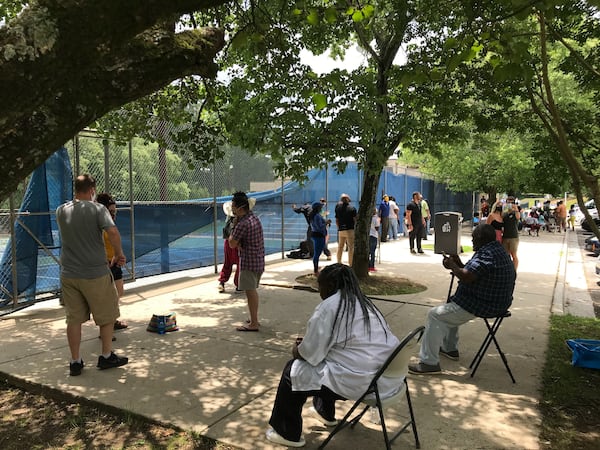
0;152;473;307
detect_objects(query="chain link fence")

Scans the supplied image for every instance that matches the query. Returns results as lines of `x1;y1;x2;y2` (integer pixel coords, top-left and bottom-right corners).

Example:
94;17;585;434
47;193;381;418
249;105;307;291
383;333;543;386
0;129;473;312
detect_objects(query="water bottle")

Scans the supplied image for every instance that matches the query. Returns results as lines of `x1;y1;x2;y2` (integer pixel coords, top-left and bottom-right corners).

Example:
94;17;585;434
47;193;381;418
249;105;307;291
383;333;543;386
157;315;166;335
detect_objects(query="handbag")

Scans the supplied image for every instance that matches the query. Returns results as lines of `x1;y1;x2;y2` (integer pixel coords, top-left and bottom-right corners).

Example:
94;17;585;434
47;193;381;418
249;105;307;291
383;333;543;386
566;339;600;369
147;313;179;333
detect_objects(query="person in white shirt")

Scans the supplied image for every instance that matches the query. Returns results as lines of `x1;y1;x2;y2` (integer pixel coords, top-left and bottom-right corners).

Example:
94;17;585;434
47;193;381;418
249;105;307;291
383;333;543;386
266;264;401;447
388;196;399;240
369;208;380;271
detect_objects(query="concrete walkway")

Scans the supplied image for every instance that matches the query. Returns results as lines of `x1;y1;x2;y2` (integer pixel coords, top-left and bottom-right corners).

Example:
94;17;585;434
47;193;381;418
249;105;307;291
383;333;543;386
0;228;589;449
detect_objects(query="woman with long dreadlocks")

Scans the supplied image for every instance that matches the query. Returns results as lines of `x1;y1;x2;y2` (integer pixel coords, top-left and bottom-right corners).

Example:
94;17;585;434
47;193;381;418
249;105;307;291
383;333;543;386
266;264;402;447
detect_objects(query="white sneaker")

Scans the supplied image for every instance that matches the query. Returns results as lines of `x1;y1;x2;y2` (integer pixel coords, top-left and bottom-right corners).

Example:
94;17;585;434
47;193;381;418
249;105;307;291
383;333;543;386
218;283;225;293
308;406;339;427
265;428;306;447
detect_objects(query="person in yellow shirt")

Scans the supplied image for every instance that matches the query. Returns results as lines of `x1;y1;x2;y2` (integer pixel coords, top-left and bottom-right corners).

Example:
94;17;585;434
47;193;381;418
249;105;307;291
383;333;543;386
97;193;128;333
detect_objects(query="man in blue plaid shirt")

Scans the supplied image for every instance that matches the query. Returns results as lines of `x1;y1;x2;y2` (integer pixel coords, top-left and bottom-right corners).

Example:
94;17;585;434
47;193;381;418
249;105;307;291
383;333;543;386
409;224;516;374
229;191;265;332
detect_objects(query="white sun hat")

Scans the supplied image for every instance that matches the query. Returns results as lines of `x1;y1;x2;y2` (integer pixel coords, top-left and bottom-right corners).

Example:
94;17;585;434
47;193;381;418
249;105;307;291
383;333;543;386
223;197;256;217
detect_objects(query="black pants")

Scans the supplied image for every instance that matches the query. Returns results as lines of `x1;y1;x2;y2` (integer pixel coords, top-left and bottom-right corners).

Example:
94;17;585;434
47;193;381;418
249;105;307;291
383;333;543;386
409;223;424;251
380;217;389;242
305;226;314;256
268;359;345;442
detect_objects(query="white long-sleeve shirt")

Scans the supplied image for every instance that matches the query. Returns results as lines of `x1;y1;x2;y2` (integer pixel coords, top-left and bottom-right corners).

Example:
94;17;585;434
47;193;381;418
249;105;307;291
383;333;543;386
291;291;401;400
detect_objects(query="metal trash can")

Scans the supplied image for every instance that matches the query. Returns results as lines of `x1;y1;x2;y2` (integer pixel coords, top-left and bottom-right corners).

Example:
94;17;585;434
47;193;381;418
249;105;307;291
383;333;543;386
434;212;462;255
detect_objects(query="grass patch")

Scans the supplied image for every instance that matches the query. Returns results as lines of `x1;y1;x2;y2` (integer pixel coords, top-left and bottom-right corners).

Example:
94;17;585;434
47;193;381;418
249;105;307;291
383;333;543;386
540;314;600;449
420;243;473;254
295;273;427;296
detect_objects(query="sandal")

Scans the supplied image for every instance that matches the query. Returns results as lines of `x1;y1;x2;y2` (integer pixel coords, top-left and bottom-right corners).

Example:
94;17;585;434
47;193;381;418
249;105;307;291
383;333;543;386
114;320;128;330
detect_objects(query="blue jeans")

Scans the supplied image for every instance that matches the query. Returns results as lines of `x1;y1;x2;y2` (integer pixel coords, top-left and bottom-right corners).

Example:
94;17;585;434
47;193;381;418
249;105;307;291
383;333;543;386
388;218;398;240
419;302;475;365
312;236;325;273
369;236;378;268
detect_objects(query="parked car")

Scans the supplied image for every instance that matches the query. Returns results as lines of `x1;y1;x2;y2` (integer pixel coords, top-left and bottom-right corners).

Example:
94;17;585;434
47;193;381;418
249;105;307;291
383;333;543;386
581;217;600;232
575;199;598;226
596;254;600;276
585;235;600;255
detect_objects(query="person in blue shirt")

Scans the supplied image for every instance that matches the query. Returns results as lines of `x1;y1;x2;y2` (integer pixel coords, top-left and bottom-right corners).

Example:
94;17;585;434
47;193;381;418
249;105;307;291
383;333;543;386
408;223;516;374
309;202;328;274
378;195;391;242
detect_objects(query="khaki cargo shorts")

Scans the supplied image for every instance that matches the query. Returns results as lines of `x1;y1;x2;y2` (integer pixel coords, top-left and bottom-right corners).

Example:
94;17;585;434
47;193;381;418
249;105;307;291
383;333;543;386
61;273;119;326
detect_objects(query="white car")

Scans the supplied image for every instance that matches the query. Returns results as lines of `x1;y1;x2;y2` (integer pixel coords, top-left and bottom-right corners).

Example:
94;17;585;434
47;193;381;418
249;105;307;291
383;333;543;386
575;199;598;226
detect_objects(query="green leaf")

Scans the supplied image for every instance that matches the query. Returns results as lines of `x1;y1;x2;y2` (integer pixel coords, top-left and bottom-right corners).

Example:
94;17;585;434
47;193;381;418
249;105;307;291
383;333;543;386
324;7;337;23
493;63;522;82
307;9;319;25
430;68;443;81
230;30;248;50
446;53;463;72
312;93;327;111
292;8;303;16
352;11;365;22
362;5;375;18
443;37;459;51
488;54;502;68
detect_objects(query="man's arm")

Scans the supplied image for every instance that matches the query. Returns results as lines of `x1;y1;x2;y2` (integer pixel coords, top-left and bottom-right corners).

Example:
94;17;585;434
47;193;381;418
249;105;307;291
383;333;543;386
105;226;126;267
442;254;476;283
406;209;413;231
228;218;241;248
228;236;240;249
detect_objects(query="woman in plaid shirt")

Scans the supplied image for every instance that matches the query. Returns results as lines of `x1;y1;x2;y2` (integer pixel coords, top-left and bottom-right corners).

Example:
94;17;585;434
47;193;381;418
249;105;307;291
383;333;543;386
229;191;265;332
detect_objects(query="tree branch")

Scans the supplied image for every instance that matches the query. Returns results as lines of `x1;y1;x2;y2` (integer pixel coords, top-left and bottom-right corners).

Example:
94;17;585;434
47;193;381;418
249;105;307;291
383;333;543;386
547;22;600;79
0;0;226;200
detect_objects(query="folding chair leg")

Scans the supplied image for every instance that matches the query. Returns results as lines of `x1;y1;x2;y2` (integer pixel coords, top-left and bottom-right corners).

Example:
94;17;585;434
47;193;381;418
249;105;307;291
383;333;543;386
469;316;516;383
404;381;421;449
469;317;500;372
319;399;364;449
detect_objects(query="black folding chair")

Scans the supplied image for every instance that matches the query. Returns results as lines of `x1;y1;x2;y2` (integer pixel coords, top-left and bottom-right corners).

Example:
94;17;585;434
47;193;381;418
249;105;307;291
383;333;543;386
469;311;516;383
319;326;425;450
445;272;515;383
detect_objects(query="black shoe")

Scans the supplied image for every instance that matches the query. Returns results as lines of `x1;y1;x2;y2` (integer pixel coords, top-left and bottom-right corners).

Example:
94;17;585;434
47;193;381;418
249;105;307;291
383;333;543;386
417;249;424;254
410;249;417;254
69;360;84;376
97;352;128;370
408;362;442;375
440;348;459;361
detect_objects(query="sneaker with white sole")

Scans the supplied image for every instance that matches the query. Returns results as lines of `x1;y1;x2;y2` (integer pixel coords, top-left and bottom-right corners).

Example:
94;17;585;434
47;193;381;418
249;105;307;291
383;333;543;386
308;406;339;427
408;362;442;375
218;283;225;293
265;428;305;447
440;348;459;361
97;352;128;370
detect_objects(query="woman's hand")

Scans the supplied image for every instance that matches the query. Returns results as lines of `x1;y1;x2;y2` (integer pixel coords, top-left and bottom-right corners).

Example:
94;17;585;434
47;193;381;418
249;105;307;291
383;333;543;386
292;337;304;360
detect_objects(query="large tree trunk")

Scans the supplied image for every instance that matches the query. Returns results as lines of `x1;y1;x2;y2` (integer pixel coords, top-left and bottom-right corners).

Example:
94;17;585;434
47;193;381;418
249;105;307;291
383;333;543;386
0;0;226;200
354;172;379;279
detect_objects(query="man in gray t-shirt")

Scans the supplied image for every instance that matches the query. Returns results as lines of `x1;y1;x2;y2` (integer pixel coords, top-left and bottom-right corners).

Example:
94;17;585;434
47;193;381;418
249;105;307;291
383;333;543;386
56;174;128;376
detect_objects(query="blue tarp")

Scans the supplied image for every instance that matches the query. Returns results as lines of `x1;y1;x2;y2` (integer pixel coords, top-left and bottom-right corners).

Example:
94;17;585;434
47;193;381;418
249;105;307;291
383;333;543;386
0;153;472;306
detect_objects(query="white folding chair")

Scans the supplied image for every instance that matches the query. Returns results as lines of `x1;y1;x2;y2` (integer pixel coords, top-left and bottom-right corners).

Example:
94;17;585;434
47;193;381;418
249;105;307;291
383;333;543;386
319;326;425;450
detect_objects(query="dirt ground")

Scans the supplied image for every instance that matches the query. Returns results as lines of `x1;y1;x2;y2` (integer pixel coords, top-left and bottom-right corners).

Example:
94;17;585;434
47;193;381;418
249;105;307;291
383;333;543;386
0;378;239;450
